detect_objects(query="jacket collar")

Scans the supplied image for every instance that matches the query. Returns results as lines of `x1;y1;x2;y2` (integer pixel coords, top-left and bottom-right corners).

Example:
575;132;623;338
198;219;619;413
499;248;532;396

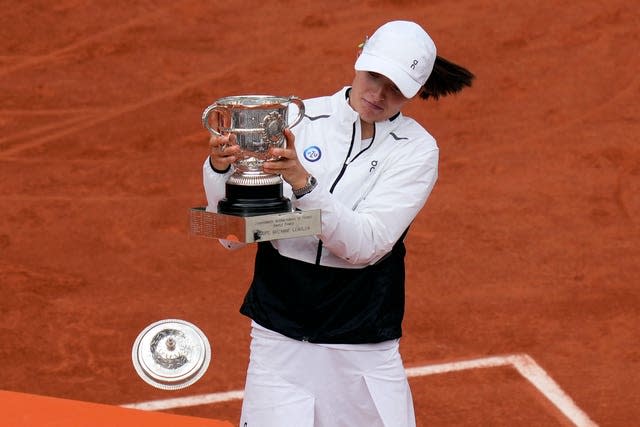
333;87;404;139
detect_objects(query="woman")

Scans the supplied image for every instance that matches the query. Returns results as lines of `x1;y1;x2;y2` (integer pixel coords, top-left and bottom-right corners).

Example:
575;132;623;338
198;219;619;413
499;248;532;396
203;20;474;427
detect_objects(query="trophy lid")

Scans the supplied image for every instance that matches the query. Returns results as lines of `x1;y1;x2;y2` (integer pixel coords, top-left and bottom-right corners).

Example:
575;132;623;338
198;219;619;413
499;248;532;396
132;319;211;390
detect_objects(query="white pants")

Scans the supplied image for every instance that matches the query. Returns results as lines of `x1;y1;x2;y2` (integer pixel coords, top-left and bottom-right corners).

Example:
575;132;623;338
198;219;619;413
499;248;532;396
239;322;416;427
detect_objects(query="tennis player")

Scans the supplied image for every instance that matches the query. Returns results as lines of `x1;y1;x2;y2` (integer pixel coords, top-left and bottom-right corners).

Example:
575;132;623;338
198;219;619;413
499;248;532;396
204;20;474;427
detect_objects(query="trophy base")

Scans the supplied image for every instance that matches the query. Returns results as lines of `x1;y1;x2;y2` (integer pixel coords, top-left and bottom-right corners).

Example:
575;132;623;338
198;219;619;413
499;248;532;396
190;207;321;243
218;181;291;217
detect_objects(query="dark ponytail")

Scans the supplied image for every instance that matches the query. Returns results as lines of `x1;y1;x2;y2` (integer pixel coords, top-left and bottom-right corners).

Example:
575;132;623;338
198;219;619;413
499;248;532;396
420;55;475;100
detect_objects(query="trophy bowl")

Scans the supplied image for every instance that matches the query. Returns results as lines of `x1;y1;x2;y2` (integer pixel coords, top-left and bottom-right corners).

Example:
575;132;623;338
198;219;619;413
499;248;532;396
131;319;211;390
202;95;305;217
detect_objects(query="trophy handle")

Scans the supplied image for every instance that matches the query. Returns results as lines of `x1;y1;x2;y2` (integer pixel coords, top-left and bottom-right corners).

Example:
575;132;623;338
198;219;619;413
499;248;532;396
202;104;227;136
287;96;305;129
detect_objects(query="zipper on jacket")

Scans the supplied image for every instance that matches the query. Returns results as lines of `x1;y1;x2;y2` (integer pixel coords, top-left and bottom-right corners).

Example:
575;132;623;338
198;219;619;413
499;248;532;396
329;122;357;193
316;121;376;265
329;122;377;192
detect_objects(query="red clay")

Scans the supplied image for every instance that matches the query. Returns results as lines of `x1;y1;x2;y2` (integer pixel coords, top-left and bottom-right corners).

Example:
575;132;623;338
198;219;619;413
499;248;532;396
1;1;638;426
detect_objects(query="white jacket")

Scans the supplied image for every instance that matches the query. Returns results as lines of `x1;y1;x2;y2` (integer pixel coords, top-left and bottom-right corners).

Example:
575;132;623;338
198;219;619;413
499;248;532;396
203;87;438;268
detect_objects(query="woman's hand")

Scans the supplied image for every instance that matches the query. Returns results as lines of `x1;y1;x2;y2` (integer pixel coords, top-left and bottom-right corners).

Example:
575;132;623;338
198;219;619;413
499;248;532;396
263;129;310;190
208;133;241;172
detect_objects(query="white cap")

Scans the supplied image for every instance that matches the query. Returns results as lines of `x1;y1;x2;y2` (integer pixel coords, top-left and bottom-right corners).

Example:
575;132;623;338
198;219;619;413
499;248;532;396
354;21;437;98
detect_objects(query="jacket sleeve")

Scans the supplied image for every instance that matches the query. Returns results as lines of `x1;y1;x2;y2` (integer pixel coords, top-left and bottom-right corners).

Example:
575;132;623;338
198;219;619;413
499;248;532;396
202;158;247;250
203;157;231;206
293;143;438;265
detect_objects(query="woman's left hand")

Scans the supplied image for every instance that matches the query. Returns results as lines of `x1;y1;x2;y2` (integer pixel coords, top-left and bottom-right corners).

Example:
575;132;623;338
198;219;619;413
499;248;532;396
263;129;310;191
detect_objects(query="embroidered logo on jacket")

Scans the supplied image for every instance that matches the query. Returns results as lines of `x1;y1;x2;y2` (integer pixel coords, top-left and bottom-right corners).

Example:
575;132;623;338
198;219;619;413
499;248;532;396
389;132;409;141
303;145;321;162
305;114;331;121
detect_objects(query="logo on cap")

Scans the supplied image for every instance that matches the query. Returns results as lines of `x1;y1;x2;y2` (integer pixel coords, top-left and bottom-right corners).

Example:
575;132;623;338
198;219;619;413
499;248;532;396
410;60;419;70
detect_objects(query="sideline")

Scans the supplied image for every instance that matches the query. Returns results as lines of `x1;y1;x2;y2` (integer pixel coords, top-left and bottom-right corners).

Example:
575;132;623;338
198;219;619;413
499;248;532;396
121;353;598;427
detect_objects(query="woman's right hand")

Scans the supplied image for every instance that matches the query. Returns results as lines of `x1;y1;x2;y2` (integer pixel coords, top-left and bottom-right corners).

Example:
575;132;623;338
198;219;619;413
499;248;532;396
209;133;241;172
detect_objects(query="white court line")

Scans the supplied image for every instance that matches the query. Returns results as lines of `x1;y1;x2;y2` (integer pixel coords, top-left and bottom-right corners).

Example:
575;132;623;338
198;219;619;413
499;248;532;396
404;354;598;427
122;390;245;411
121;353;598;427
509;354;598;427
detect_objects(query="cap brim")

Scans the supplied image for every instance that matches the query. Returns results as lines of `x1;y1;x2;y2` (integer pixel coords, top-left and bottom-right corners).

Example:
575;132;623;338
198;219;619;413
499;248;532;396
355;53;421;98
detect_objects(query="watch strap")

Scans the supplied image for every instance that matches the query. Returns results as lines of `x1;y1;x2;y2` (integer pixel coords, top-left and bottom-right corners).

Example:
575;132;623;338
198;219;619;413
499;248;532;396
293;175;317;197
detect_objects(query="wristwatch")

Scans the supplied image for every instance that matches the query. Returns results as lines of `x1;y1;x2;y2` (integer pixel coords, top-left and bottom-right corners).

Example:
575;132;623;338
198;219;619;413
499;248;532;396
292;175;318;198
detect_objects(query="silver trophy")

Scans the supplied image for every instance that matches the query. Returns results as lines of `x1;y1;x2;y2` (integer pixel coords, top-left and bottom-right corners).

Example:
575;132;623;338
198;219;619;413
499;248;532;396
202;95;305;216
132;319;211;390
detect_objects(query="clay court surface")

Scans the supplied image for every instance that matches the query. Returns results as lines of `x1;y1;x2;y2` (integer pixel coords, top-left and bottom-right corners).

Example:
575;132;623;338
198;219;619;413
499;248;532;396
1;1;638;425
